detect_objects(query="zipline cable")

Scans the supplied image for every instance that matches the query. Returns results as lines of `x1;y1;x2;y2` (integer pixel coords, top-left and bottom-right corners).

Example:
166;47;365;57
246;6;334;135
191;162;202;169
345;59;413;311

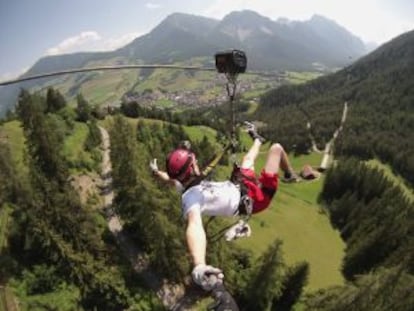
0;64;284;86
0;65;217;86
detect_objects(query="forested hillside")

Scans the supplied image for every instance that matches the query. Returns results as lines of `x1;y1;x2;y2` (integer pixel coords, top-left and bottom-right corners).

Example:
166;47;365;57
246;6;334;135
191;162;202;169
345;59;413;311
256;30;414;186
0;91;163;310
304;158;414;310
252;30;414;311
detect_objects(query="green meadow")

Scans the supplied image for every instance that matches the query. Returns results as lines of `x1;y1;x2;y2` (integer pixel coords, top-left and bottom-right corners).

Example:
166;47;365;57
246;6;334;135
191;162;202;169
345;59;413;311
287;71;323;84
62;122;96;173
0;120;26;172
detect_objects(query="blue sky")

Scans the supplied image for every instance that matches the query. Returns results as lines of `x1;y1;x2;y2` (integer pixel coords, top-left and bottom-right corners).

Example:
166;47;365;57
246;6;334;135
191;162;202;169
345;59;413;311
0;0;413;81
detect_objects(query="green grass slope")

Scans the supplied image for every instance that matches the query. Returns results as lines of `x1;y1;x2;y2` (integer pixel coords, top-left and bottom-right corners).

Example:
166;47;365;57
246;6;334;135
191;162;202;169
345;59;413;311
62;122;96;173
0;120;26;172
224;150;345;291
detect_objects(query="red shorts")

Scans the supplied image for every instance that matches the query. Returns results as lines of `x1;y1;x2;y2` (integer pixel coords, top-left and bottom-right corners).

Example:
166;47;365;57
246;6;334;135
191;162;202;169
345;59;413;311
240;168;279;214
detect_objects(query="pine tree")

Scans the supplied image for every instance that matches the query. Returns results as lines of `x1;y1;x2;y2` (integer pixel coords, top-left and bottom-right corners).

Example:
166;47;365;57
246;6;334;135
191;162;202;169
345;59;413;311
242;239;285;311
76;93;91;122
272;261;309;311
84;119;102;151
110;116;191;280
0;142;17;205
305;267;414;311
17;90;68;184
46;87;66;113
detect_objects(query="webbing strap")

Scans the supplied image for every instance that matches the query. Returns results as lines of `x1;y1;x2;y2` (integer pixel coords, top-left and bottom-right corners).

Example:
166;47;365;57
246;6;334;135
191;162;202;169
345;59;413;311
201;142;232;177
183;143;232;192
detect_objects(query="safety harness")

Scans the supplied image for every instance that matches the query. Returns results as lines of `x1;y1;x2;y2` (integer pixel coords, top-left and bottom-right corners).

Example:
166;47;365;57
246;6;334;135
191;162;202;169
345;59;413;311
182;142;233;192
229;163;256;216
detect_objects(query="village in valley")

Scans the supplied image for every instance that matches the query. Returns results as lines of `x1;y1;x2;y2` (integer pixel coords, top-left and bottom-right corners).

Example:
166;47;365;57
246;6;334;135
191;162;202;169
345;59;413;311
120;71;287;109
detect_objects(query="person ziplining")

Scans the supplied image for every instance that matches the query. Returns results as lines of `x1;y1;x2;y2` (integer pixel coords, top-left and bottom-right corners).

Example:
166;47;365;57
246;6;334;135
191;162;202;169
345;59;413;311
149;122;300;304
149;50;301;310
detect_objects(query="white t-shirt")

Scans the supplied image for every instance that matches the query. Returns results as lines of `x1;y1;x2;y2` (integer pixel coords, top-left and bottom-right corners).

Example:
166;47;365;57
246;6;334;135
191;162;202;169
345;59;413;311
181;180;241;217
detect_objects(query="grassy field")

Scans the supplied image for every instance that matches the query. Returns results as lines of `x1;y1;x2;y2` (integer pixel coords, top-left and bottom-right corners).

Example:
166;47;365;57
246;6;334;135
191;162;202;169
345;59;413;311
36;57;139;107
0;119;96;175
0;120;26;172
102;116;219;146
216;148;346;292
132;67;217;94
287;71;323;84
62;122;95;172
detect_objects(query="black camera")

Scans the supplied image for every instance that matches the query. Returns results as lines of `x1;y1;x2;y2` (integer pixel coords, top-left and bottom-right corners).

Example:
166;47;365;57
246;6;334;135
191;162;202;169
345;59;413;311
215;50;247;75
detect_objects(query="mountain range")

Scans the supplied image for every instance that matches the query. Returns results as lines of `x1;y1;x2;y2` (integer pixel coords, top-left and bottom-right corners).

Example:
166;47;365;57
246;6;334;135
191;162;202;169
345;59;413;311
116;11;367;70
0;10;369;116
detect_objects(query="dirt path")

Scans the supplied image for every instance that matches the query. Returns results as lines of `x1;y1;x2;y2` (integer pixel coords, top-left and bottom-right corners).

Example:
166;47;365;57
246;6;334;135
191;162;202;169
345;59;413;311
301;102;348;169
318;102;348;170
98;126;200;310
0;286;19;311
306;121;322;153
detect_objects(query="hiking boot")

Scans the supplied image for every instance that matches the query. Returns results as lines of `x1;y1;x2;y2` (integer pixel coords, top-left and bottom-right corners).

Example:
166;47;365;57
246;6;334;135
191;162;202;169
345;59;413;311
282;171;301;183
244;121;266;143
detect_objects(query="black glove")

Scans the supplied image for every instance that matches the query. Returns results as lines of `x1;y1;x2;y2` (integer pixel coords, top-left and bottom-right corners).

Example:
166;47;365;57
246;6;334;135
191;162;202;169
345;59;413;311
207;283;239;311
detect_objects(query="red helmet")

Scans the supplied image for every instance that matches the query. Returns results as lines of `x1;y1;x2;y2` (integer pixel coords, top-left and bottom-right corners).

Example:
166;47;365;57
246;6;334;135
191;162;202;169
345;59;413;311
166;148;194;182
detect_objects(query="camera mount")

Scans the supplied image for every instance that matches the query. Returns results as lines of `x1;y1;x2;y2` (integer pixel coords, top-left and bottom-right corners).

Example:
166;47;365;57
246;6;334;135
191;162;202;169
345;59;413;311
215;50;247;83
214;50;247;156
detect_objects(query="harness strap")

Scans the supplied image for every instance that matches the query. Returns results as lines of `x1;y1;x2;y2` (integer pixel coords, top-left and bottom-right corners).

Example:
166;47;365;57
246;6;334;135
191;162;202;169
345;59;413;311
183;143;233;192
183;175;203;192
237;195;253;216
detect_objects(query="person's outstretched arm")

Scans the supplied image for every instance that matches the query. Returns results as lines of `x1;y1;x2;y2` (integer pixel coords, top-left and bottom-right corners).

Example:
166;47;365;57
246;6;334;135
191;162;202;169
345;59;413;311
186;208;206;266
150;158;176;187
187;208;224;290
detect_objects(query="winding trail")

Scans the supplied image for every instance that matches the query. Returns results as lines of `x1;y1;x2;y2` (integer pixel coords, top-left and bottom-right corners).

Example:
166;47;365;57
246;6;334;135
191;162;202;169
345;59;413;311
301;102;348;170
319;102;348;170
98;126;196;310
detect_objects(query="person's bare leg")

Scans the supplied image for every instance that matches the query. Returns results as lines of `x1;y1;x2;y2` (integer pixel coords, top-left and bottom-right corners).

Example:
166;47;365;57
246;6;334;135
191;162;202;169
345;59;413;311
241;139;262;169
264;143;295;175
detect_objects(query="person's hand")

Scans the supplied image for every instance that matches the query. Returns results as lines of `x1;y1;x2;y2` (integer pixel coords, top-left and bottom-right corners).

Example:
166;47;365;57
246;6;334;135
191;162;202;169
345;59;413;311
149;158;158;174
192;264;224;291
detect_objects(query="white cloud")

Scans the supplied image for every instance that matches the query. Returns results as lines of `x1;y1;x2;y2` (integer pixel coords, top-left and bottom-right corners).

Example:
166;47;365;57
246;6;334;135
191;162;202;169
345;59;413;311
100;32;143;50
146;2;162;9
45;31;143;56
0;67;29;82
46;31;101;55
0;72;18;83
